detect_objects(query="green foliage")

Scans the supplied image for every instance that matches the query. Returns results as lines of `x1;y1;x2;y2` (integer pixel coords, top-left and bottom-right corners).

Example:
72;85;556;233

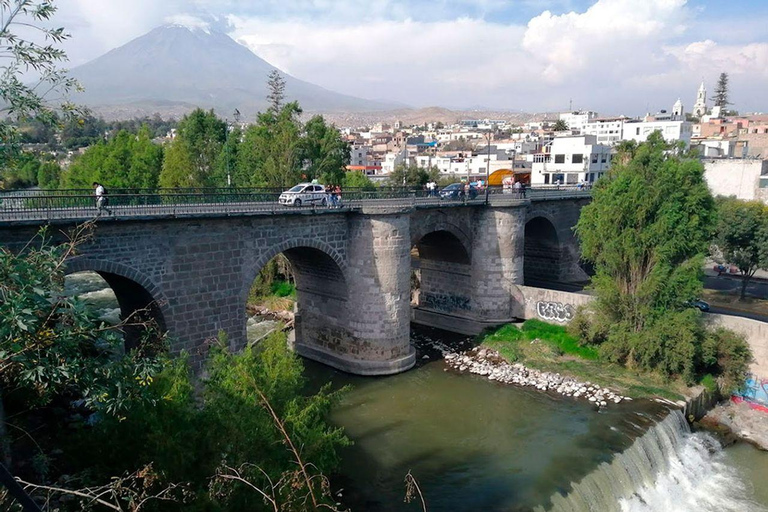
714;72;730;108
342;170;376;190
712;197;768;300
701;328;752;393
36;161;61;189
159;108;227;188
482;320;599;361
552;119;569;132
271;280;296;298
67;332;349;510
300;115;350;186
574;133;750;384
388;164;439;187
700;374;717;393
1;1;83;170
64;127;163;189
1;151;41;188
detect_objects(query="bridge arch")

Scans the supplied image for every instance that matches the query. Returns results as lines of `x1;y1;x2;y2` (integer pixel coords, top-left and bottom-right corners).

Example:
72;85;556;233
523;215;564;285
411;229;472;317
64;257;169;350
240;238;350;357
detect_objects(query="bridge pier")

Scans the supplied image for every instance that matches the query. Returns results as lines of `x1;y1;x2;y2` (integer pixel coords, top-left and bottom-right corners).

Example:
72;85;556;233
295;213;415;375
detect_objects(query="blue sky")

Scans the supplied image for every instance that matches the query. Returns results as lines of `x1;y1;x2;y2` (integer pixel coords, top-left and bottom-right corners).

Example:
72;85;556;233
59;0;768;114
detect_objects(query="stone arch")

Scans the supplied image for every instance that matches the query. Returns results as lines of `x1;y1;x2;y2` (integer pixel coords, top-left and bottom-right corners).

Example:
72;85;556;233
240;238;350;358
410;220;472;260
65;257;169;349
523;216;564;285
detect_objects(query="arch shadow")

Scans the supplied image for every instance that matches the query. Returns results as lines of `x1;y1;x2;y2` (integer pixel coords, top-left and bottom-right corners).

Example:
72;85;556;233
524;216;563;286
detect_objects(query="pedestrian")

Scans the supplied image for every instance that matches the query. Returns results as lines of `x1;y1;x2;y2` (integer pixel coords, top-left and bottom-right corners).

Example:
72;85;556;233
520;181;526;198
92;182;111;215
334;185;342;208
326;184;336;208
513;180;522;198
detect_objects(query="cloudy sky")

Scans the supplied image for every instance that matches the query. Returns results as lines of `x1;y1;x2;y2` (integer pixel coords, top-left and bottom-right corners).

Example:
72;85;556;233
56;0;768;115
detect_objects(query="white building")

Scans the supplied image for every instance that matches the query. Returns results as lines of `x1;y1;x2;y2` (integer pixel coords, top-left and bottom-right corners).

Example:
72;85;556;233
693;82;707;118
530;135;613;185
583;117;626;145
349;144;372;166
559;111;598;133
623;120;692;146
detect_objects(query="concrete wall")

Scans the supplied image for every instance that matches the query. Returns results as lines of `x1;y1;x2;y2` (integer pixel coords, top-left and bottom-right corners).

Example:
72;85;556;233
703;158;768;203
516;285;593;323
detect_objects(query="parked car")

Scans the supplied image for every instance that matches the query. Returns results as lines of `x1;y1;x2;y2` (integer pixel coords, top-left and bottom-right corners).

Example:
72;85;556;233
685;299;710;312
439;183;478;200
278;183;328;207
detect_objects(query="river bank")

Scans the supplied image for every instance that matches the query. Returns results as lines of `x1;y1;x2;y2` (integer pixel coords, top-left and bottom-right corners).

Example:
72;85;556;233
699;399;768;451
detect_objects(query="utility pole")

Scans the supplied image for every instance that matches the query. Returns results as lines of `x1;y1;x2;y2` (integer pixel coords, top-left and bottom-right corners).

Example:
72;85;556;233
485;130;491;204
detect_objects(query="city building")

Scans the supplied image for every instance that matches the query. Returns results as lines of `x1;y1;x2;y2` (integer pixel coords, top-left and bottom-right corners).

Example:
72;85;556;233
693;81;707;118
583;117;626;145
530;135;612;185
703;158;768;204
622;119;692;146
559;111;598;133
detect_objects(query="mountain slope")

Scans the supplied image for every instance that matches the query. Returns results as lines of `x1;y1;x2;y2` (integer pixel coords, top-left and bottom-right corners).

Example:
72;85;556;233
69;25;398;117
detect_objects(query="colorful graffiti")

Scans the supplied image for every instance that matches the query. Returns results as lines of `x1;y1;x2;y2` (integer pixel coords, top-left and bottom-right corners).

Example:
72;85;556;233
735;374;768;408
536;301;575;323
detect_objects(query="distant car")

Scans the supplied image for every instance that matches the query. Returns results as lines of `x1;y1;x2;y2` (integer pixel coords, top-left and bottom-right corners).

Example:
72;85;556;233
685;299;710;312
439;183;477;200
278;183;328;207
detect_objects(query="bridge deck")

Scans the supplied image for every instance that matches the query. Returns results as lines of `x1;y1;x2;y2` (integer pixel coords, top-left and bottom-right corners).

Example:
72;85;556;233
0;188;591;225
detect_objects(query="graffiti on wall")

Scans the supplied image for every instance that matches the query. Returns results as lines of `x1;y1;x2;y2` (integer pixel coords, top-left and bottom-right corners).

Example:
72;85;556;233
536;301;574;323
422;292;471;313
735;374;768;408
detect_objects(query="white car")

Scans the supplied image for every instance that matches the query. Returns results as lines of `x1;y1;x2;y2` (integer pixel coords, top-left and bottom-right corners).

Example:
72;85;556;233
278;183;328;207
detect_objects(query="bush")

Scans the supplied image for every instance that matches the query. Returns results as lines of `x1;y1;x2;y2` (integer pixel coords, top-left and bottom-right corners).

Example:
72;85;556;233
701;328;752;392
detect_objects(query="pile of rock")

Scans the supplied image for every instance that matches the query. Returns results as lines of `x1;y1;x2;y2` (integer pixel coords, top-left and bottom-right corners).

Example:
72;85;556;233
444;347;630;409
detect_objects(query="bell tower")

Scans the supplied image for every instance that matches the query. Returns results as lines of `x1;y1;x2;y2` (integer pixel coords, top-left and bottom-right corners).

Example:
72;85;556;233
692;81;707;117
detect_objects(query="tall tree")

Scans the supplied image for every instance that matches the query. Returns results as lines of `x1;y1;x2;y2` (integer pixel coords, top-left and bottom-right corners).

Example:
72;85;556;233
712;197;768;300
300;116;350;185
1;0;83;177
159;108;226;188
552;119;569;132
574;132;718;382
266;70;286;114
713;72;730;108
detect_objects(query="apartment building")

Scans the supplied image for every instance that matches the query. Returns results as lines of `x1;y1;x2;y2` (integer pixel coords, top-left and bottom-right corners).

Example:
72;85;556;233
530;135;612;185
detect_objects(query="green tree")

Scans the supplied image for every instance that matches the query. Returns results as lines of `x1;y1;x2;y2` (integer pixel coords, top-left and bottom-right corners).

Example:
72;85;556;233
159;108;227;188
239;102;303;188
64;127;163;189
342;170;376;190
300;116;350;185
0;225;165;469
388;164;436;187
36;161;61;189
1;0;82;171
266;70;286;114
714;72;730;108
712;197;768;300
574;132;721;382
214;125;243;187
552;119;569;132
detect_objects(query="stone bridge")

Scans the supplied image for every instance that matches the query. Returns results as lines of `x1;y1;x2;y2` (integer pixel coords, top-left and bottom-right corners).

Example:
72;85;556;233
0;196;590;375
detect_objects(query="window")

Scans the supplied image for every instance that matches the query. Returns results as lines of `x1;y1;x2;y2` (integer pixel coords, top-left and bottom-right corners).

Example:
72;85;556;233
544;174;550;184
601;154;607;163
554;154;565;164
566;173;578;184
572;154;584;164
591;154;598;164
636;127;640;135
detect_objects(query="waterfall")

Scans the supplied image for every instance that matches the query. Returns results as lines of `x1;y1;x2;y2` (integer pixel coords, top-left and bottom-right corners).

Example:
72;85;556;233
539;409;765;512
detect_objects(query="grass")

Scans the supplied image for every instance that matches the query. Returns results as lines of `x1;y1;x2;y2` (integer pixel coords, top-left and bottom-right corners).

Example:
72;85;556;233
479;320;686;401
247;279;296;312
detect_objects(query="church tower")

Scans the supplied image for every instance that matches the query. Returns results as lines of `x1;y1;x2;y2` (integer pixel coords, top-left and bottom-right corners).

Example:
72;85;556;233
692;81;707;117
672;98;684;118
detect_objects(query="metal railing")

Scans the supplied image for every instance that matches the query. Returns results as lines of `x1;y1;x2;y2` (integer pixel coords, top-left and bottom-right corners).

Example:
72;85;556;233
0;186;591;223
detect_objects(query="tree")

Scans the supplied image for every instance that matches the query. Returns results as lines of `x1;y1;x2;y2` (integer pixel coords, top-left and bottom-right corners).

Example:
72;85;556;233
300;116;350;185
36;161;61;189
552;119;569;132
267;70;286;114
712;198;768;300
574;132;721;382
0;0;83;170
239;102;303;188
214;125;243;187
388;164;436;187
159;109;226;188
342;170;376;190
714;72;730;108
64;127;163;189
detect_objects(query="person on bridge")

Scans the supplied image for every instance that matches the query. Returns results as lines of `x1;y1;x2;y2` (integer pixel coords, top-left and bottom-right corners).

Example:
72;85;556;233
92;182;112;215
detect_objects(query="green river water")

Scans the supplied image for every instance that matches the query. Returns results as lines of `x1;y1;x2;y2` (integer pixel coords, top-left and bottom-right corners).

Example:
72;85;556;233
66;272;768;511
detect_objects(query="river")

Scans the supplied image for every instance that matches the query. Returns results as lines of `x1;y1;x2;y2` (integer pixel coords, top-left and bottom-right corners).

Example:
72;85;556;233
65;272;768;511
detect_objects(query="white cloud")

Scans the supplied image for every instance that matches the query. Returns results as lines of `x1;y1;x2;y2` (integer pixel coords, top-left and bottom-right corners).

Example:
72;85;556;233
45;0;768;113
